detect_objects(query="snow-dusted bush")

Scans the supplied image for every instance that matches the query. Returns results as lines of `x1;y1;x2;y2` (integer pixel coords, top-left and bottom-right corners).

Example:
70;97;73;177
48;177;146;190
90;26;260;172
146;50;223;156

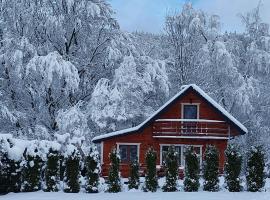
85;145;100;193
0;135;29;193
203;145;219;192
225;144;242;192
246;146;265;192
128;160;140;190
162;146;178;192
63;146;81;193
0;138;11;194
21;144;43;192
44;147;61;192
184;146;200;192
107;147;121;193
144;147;158;192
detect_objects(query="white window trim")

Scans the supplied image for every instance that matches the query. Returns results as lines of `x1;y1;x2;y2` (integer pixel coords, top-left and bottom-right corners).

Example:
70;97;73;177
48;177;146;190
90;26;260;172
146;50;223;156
181;103;200;119
159;144;202;167
116;143;140;163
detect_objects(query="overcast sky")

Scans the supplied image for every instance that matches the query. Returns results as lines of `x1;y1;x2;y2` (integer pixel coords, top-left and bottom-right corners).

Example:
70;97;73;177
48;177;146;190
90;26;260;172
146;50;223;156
109;0;270;34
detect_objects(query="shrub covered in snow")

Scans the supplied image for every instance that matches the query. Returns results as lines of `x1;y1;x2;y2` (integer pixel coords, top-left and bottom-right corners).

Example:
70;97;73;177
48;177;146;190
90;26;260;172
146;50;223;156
21;144;43;192
85;145;100;193
63;146;81;193
162;146;178;192
225;144;242;192
144;147;158;192
246;146;265;192
184;146;200;192
107;147;121;193
128;160;140;190
44;148;60;192
203;145;219;192
0;139;11;194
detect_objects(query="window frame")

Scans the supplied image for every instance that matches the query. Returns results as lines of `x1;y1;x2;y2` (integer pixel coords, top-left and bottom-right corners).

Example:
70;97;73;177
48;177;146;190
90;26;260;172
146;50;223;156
117;143;140;163
181;103;200;119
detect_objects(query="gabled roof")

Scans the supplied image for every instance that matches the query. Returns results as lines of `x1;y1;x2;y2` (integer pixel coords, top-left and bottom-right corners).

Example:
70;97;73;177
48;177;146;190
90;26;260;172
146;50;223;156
92;84;248;143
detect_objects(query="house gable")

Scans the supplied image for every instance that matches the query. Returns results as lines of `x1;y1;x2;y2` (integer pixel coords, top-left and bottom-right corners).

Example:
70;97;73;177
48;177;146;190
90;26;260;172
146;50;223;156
92;84;247;143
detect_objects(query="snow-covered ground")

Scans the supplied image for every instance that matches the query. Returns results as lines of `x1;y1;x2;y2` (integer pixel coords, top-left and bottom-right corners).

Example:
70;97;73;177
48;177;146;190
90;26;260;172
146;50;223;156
2;177;270;200
2;191;270;200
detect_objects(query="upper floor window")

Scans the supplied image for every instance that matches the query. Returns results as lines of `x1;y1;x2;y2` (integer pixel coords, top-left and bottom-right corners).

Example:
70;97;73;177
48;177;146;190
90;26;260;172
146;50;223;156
182;104;198;119
118;144;139;163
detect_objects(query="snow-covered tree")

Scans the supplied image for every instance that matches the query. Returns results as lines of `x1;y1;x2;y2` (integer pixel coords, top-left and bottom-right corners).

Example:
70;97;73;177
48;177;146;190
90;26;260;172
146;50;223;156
224;144;242;192
21;143;43;192
128;160;140;190
63;146;81;193
107;147;121;193
184;146;200;192
162;146;178;192
144;147;158;192
203;145;219;192
246;146;265;192
85;145;100;193
44;147;60;192
0;138;11;194
89;52;169;133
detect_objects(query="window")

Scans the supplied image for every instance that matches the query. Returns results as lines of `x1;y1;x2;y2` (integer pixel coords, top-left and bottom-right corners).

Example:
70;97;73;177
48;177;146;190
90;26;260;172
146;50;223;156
118;144;139;163
183;104;198;119
161;145;202;167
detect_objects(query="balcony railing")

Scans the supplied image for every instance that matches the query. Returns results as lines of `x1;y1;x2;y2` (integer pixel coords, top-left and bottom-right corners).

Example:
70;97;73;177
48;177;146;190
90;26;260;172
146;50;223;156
153;119;230;138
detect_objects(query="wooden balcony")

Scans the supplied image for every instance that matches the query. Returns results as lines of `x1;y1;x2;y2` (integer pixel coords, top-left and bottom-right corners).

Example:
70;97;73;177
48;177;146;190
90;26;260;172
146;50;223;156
152;119;230;139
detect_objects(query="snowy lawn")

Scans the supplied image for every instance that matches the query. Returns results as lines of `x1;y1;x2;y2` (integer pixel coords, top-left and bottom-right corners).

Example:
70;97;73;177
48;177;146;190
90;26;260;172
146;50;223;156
2;191;270;200
2;177;270;200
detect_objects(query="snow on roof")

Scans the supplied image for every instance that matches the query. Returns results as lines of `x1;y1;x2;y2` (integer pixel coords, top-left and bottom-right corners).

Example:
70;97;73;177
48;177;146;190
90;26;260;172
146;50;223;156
92;84;247;143
190;84;248;134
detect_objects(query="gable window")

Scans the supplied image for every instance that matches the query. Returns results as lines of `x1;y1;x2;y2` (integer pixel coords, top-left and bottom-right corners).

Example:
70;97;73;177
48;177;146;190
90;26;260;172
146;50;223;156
118;144;139;163
183;104;198;119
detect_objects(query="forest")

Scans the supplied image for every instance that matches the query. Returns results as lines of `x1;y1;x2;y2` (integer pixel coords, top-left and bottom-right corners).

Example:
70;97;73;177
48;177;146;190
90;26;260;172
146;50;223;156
0;0;269;163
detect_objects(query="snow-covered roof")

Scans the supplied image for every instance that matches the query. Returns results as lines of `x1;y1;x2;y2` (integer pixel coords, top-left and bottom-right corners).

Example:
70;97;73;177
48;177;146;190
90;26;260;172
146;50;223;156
92;84;248;143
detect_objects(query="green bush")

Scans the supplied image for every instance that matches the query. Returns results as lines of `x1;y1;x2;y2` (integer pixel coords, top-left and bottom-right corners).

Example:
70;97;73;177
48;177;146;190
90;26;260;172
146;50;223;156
107;147;121;193
128;160;140;190
224;144;242;192
21;147;42;192
63;148;81;193
0;141;10;194
246;146;265;192
203;145;219;191
144;147;158;192
162;146;178;192
184;146;200;192
85;145;100;193
44;148;60;192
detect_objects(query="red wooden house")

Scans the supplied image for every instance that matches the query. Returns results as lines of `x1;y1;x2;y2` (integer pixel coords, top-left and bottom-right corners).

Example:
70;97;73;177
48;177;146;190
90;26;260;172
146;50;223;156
92;84;247;177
